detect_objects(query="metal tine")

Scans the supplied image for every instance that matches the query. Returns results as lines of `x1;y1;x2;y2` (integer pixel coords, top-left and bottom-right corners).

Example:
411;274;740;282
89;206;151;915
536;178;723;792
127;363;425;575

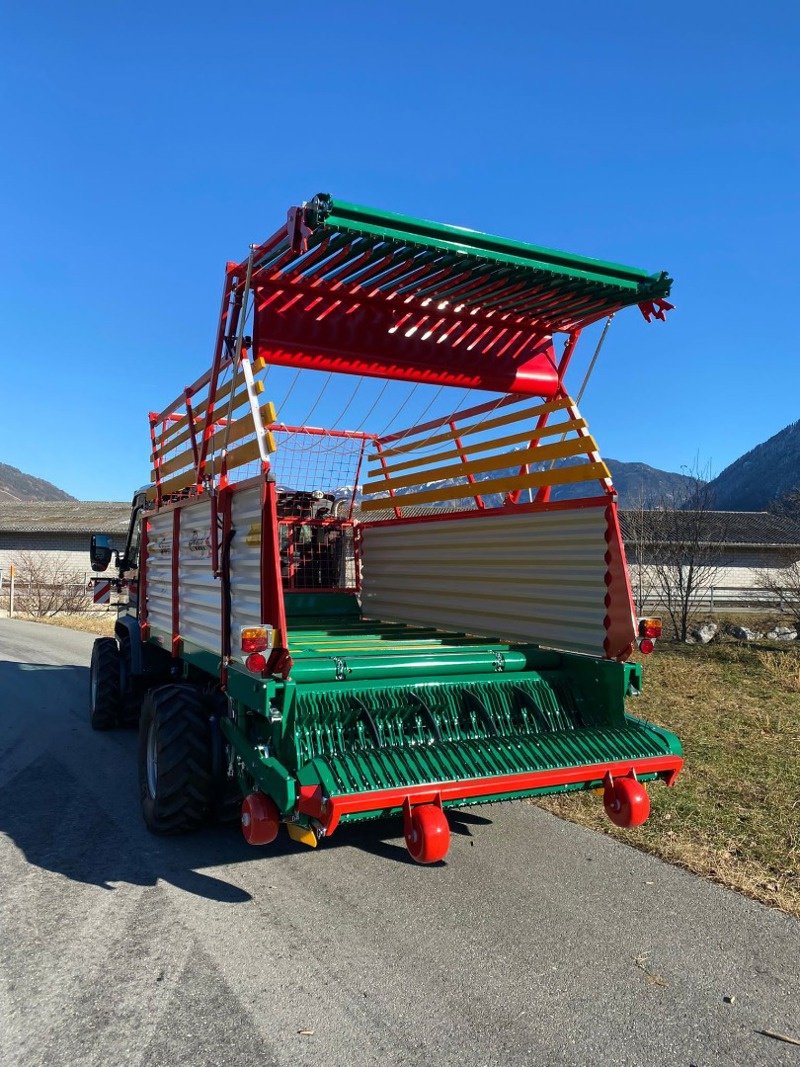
290;238;357;283
510;684;551;733
309;240;378;285
349;249;421;294
492;277;602;320
374;250;452;294
476;274;567;314
252;236;291;272
282;232;352;279
328;245;393;288
434;271;529;309
377;261;454;301
262;228;331;276
426;264;521;304
399;258;497;302
462;690;498;737
392;254;466;296
408;693;443;741
348;695;382;748
353;246;428;292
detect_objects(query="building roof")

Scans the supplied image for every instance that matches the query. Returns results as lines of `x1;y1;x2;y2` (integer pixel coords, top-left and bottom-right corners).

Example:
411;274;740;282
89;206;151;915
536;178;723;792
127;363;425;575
618;509;800;547
0;501;131;534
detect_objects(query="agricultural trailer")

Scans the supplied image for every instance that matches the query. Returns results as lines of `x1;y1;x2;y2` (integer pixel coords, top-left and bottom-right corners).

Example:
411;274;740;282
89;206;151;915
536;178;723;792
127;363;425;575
89;193;682;864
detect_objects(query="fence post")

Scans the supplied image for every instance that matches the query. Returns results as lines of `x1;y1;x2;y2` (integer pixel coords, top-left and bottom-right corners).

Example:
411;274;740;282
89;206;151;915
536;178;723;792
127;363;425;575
10;566;15;619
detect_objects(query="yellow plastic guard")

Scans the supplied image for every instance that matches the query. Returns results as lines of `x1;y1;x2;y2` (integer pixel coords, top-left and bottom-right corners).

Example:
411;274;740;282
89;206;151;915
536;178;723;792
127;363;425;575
286;822;318;848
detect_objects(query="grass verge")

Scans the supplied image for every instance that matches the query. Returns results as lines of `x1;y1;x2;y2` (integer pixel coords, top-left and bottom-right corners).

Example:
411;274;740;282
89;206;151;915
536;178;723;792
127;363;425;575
4;612;116;636
536;640;800;917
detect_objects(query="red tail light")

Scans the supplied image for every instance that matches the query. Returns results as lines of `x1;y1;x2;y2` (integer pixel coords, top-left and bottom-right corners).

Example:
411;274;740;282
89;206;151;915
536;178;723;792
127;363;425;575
639;617;662;640
245;652;268;673
241;626;271;654
638;638;655;655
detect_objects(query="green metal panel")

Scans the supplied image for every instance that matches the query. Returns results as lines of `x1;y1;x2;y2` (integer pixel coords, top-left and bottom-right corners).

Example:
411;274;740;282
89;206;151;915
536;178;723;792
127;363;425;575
275;657;681;821
309;194;672;298
170;614;681;825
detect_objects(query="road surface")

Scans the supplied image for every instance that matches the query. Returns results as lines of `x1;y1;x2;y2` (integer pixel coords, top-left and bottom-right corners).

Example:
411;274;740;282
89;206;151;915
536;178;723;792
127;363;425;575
1;618;798;1067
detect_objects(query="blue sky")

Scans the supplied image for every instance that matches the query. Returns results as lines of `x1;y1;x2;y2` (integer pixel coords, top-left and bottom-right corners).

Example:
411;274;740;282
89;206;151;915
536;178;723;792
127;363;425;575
1;2;797;501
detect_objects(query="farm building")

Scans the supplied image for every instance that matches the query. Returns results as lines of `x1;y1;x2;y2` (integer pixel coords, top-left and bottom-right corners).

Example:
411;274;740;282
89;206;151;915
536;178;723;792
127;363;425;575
620;509;800;609
1;500;798;613
0;501;130;585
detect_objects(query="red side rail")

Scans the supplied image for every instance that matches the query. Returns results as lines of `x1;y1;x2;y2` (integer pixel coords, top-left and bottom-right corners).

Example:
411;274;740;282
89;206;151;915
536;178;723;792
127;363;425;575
318;755;684;836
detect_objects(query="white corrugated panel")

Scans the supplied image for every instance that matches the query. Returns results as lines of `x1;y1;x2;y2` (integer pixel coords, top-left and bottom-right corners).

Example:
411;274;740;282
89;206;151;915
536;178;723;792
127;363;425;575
146;509;174;646
177;498;220;654
230;487;263;649
361;507;610;656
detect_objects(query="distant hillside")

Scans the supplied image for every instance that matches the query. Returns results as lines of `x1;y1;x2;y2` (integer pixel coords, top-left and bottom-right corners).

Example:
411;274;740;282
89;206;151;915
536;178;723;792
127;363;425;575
553;459;697;507
706;420;800;511
0;463;76;503
362;456;697;510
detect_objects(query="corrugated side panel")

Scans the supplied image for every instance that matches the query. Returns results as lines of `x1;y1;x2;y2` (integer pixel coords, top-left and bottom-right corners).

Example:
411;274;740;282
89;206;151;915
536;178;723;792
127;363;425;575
230;487;262;648
178;499;220;654
361;507;610;657
146;509;174;646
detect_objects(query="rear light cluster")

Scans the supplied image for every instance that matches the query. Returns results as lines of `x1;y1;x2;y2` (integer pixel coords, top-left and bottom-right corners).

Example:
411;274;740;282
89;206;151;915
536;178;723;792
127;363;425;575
637;617;662;655
241;626;274;674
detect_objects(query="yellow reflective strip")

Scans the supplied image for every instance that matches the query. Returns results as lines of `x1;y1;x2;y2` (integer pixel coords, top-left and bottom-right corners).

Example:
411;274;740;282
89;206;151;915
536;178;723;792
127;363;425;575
367;417;588;477
363;436;598;494
360;460;611;511
378;397;573;458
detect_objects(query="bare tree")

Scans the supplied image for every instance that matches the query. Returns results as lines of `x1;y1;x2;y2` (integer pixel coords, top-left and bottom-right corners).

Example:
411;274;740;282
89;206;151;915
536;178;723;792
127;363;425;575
755;561;800;631
623;488;661;613
12;552;92;617
758;489;800;629
643;463;728;642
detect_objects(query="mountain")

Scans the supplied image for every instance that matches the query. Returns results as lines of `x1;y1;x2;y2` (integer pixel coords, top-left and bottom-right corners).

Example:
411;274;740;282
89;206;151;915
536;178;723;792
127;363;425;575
360;457;697;511
554;459;697;507
0;463;76;503
706;420;800;511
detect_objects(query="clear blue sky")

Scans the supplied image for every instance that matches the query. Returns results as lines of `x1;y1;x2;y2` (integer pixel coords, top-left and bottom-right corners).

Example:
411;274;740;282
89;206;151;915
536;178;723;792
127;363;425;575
2;2;798;501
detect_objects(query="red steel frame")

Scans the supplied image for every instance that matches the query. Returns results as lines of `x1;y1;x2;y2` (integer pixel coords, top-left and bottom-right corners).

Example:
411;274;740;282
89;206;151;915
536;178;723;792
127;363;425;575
310;755;685;836
143;206;668;677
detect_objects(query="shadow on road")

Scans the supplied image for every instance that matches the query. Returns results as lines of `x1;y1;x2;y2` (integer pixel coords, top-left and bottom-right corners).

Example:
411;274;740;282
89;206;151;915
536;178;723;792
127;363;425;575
0;659;496;899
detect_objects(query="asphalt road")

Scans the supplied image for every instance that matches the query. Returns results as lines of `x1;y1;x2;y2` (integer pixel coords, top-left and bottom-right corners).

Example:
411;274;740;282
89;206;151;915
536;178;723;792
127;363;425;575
1;618;798;1067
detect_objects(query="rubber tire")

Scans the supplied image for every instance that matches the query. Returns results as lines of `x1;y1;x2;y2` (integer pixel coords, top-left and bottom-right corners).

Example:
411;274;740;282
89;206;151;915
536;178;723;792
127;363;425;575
117;629;143;728
405;804;451;864
89;637;121;731
604;776;651;828
138;684;214;835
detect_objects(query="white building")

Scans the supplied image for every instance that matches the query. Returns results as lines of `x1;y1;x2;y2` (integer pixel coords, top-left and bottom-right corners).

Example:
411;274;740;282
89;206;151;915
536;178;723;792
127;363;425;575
0;501;131;585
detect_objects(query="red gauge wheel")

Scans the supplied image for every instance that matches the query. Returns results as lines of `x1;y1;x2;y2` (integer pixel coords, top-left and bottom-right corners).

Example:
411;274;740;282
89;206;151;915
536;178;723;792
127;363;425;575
603;774;650;828
241;792;280;846
404;803;451;864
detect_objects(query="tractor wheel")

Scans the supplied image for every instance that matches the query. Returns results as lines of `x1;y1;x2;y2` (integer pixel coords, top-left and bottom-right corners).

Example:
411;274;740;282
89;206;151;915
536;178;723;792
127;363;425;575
138;685;214;834
117;630;143;728
89;637;121;730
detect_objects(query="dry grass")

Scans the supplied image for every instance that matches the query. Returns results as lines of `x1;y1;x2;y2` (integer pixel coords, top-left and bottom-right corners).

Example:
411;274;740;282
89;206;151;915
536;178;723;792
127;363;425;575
537;640;800;917
6;612;116;636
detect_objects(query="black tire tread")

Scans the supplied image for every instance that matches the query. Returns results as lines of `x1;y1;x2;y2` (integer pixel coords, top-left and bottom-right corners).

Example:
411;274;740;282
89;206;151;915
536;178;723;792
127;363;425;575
89;638;121;730
138;685;214;835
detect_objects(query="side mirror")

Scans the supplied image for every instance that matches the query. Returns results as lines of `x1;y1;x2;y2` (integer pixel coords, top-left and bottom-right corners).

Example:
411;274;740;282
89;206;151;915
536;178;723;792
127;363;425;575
90;534;114;572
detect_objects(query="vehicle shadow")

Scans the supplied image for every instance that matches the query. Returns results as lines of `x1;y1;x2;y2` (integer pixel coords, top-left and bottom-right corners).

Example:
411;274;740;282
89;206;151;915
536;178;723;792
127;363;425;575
0;659;495;900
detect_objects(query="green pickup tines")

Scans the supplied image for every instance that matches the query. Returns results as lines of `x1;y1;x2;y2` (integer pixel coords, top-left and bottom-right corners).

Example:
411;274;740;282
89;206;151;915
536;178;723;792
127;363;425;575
288;673;681;812
254;194;673;334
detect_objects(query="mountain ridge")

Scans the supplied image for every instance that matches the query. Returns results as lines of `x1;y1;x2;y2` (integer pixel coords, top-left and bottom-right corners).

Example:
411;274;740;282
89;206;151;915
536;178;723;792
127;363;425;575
0;463;76;503
705;420;800;511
